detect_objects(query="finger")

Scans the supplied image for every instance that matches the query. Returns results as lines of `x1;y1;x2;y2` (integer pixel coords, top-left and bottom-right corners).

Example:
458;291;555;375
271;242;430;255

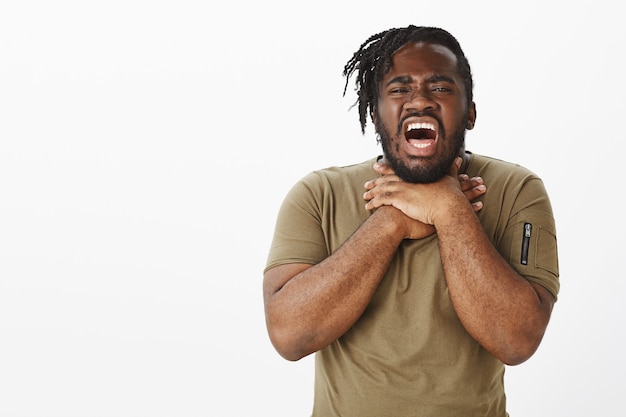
471;200;484;212
447;157;462;177
459;176;483;192
364;179;378;191
364;175;400;191
364;193;385;210
373;161;396;176
363;182;382;201
365;192;398;211
364;180;398;206
363;181;393;201
463;183;486;201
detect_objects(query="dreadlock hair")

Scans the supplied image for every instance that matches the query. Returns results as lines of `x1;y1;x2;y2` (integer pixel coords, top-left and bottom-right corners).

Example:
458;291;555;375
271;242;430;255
343;25;474;134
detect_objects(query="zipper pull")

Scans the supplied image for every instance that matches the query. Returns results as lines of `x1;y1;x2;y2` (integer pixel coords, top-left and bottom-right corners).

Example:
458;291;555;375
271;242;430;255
521;222;532;265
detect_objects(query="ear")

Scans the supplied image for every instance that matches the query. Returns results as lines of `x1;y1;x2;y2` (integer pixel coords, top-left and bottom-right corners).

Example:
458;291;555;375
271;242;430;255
466;102;477;130
371;106;378;126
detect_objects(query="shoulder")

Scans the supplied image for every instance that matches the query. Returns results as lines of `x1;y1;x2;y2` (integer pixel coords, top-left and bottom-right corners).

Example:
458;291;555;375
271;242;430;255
467;152;546;194
280;157;379;209
468;151;555;222
468;153;539;179
298;157;379;189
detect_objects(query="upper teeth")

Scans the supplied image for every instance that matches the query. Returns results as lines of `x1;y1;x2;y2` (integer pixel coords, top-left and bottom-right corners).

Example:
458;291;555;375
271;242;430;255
407;122;435;131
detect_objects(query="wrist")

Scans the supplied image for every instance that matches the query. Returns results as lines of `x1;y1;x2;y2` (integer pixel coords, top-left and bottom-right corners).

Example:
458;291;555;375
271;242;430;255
369;206;408;239
433;194;475;229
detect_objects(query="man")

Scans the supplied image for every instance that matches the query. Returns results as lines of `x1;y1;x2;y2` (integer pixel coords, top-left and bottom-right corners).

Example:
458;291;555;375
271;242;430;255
263;25;559;416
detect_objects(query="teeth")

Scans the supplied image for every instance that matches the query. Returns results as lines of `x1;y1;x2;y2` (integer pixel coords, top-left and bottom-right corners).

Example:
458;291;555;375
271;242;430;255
407;122;435;131
412;142;431;148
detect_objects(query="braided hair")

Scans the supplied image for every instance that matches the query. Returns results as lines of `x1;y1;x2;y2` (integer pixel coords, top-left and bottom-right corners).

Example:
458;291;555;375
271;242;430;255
343;25;474;134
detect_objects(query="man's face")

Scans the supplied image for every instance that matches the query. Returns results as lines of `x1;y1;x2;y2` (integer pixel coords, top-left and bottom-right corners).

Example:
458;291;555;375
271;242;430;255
374;42;476;183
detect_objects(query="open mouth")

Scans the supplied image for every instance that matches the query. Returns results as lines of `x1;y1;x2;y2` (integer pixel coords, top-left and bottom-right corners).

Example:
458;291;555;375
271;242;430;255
405;122;437;148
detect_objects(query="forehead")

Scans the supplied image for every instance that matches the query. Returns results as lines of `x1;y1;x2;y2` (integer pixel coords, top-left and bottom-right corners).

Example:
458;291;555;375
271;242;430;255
385;41;460;78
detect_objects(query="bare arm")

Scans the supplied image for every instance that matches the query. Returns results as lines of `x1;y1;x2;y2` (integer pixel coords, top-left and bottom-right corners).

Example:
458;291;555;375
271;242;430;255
364;157;554;365
436;200;554;365
264;168;487;361
263;206;407;361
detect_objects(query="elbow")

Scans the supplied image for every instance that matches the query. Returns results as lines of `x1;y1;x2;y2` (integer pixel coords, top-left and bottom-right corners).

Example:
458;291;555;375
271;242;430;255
493;333;545;366
498;350;534;366
267;324;312;362
276;348;308;362
490;307;552;366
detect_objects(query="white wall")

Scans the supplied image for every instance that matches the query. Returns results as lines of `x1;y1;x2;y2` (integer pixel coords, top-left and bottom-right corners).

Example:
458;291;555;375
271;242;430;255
1;1;623;416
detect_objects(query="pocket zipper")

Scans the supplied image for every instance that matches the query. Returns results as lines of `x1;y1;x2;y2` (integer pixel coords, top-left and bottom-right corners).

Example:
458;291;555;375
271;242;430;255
521;222;532;265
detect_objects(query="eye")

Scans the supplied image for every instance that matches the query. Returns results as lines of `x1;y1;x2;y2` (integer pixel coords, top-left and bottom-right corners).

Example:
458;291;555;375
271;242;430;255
389;87;410;94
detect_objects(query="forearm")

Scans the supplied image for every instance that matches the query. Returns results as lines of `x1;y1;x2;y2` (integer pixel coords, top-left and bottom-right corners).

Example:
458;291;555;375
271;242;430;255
435;198;553;365
264;207;404;361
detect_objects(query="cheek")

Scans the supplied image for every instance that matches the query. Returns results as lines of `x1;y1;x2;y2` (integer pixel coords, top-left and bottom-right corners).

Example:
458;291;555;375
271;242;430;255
442;109;467;132
375;102;399;128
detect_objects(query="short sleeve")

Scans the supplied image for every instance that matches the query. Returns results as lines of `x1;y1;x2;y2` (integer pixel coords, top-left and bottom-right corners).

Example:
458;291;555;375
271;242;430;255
264;173;329;273
501;178;560;300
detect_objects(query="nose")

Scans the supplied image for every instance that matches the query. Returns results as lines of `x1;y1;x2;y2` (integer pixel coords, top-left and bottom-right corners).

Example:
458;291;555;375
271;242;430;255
404;89;436;114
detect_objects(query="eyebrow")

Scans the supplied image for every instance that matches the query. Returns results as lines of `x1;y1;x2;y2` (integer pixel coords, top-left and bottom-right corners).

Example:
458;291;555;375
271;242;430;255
385;75;413;87
385;74;456;87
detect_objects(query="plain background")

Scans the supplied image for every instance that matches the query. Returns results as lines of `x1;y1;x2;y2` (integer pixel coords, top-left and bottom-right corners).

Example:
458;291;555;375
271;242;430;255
1;0;624;416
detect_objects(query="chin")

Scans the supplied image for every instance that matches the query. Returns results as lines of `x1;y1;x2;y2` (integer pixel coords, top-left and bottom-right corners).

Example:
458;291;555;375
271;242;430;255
392;156;453;184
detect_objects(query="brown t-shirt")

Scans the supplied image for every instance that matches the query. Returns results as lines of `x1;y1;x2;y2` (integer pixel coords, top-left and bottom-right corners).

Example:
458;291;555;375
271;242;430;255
265;152;559;417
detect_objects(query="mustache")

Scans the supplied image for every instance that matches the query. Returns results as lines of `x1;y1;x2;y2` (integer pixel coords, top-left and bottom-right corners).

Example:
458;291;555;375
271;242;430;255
396;111;442;135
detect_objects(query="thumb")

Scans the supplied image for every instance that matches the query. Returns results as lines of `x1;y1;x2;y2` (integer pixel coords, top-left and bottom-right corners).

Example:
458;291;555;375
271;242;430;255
373;161;396;176
447;157;462;177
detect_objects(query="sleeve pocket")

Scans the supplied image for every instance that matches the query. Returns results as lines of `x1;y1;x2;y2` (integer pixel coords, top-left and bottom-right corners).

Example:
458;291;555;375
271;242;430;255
535;226;559;276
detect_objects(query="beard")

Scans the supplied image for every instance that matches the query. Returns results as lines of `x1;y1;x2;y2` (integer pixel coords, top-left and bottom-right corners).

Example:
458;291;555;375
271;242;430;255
375;112;467;184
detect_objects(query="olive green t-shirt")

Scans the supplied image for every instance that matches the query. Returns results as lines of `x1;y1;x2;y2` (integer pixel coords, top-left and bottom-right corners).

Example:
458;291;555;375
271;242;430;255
265;152;559;417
